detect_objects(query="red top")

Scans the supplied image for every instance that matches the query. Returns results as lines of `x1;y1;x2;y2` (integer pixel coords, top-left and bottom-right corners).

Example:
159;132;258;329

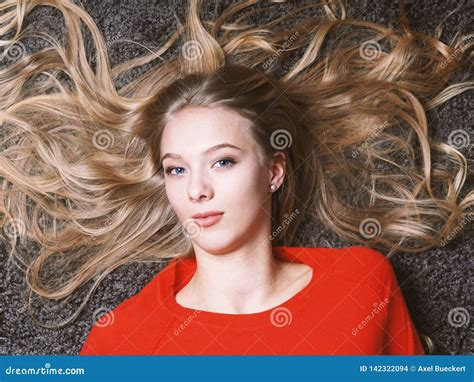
80;246;425;355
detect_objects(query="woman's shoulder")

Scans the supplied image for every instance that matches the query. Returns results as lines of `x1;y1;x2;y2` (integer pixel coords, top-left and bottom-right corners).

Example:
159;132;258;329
331;245;392;272
300;245;399;307
282;245;391;272
80;260;178;355
283;245;395;290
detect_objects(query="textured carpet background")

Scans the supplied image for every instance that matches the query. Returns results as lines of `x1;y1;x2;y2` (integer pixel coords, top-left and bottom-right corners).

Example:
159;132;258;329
1;0;472;355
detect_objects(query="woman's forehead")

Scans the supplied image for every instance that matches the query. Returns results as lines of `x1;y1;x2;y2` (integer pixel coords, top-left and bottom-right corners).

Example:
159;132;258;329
161;106;254;149
166;105;250;128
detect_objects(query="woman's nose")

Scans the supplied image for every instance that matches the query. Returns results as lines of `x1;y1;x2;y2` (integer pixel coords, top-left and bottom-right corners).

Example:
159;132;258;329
187;173;213;202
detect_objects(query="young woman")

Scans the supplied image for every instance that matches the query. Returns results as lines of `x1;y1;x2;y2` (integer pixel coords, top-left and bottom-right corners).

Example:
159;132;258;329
79;96;426;355
0;0;470;355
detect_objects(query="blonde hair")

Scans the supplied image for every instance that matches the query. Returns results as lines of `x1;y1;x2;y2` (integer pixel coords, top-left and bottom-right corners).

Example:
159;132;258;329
0;0;471;345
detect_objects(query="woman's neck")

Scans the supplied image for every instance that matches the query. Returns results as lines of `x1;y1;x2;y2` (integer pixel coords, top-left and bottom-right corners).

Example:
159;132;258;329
175;245;313;314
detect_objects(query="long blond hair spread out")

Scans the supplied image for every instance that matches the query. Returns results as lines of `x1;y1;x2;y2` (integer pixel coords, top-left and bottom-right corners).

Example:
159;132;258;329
0;0;471;342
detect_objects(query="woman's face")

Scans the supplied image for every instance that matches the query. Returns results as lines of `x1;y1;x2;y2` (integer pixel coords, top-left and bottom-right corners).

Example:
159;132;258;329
160;105;278;254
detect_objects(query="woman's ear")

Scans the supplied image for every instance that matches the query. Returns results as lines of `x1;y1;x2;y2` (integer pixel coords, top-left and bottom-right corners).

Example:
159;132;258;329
267;151;286;189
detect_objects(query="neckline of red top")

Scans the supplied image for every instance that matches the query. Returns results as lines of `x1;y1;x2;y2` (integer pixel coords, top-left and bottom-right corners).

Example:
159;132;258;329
159;246;318;328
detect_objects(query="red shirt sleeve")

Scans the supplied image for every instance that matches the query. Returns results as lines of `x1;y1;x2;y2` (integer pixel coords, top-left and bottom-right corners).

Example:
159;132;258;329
79;318;123;355
377;253;425;355
79;325;100;355
79;309;127;355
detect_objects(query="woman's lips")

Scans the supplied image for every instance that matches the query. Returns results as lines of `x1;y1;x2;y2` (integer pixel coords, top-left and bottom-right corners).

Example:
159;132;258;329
193;213;224;228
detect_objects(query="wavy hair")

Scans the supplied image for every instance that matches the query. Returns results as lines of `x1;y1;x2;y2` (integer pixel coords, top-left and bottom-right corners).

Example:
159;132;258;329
0;0;472;352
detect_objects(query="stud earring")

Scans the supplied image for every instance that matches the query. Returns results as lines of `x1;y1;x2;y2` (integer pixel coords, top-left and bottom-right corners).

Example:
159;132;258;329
270;184;277;192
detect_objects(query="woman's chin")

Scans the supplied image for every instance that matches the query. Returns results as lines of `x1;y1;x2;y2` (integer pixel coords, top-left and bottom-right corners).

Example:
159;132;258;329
192;237;240;255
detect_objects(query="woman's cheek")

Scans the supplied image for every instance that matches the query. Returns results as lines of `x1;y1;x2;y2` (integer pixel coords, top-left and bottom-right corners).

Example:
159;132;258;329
228;164;257;190
165;182;182;213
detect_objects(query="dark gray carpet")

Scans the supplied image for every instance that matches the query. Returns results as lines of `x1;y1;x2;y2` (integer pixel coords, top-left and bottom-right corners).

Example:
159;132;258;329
1;0;472;355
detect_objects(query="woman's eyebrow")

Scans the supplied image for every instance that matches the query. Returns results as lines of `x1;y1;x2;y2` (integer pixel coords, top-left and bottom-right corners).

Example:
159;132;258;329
161;143;242;161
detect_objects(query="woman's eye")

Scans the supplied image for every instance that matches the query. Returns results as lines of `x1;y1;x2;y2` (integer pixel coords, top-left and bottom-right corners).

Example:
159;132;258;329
164;158;235;177
165;167;185;176
213;158;235;169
